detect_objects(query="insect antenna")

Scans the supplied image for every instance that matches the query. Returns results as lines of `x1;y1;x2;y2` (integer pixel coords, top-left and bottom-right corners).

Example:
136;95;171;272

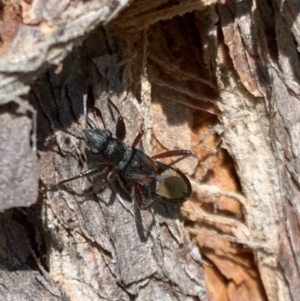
55;163;109;187
82;93;97;130
107;98;126;140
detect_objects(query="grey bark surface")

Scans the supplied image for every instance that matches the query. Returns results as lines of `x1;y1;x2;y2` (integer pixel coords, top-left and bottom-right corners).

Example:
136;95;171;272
35;30;205;300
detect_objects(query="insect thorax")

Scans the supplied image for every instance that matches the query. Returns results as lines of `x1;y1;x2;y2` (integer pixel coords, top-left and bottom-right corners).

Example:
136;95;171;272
104;139;133;170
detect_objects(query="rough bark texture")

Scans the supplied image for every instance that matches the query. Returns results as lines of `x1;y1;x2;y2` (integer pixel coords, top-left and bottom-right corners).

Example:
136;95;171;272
1;0;300;301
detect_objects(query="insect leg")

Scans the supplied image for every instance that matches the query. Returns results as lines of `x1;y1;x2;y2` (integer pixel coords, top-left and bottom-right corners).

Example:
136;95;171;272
151;149;193;166
133;183;155;209
133;183;144;209
132;129;144;148
89;168;119;194
55;163;110;187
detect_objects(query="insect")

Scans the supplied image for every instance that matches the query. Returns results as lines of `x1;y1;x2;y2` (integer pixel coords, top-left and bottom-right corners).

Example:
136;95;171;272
57;97;192;209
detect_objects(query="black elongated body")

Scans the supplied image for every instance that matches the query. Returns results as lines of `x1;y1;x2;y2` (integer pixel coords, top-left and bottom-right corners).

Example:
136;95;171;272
83;128;192;207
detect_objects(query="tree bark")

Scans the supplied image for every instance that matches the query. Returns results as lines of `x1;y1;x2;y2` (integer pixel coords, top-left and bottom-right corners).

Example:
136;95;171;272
0;0;299;301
